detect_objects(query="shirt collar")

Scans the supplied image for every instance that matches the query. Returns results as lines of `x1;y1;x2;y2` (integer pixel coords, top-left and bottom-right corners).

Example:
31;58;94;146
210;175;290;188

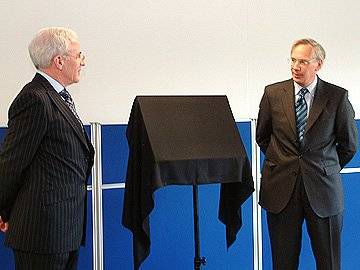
294;76;318;97
37;70;64;94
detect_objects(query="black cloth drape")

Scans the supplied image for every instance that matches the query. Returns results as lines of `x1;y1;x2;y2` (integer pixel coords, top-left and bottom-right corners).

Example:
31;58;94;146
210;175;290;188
122;96;254;270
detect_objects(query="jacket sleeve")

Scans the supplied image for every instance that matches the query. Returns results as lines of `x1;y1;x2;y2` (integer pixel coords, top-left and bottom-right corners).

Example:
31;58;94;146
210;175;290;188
0;91;47;220
335;91;358;168
256;89;272;154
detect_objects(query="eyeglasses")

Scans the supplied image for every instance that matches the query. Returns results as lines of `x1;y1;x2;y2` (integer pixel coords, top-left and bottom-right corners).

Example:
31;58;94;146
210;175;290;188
288;57;317;67
65;51;85;61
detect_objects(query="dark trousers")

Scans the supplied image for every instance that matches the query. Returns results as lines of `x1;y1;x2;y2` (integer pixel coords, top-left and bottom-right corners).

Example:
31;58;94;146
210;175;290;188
267;176;343;270
13;249;79;270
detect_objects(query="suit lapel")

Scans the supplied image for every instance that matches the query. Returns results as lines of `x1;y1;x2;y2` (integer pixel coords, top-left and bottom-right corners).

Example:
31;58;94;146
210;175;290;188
34;74;90;152
305;78;328;134
281;80;297;137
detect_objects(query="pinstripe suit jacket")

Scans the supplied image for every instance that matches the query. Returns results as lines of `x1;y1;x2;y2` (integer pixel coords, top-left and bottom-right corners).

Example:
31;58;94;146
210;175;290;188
0;73;94;253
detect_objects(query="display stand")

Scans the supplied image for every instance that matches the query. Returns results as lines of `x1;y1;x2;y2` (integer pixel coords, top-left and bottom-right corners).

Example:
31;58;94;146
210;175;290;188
122;95;254;270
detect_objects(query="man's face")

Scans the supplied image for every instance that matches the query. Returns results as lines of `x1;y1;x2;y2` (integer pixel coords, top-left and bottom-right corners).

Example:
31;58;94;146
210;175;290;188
61;41;85;86
290;44;322;87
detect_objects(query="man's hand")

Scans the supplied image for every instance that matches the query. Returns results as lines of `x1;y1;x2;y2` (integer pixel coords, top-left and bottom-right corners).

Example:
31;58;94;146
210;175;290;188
0;216;9;233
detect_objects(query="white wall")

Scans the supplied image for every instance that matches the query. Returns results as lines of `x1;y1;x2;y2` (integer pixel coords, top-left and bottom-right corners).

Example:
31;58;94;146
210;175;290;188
1;0;359;125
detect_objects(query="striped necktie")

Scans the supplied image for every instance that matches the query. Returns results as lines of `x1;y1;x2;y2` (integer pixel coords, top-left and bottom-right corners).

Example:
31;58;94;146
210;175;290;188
59;88;83;125
295;88;309;143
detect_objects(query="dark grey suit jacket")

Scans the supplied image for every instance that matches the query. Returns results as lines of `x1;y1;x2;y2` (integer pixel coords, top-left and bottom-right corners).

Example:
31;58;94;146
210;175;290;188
0;73;94;253
256;78;358;217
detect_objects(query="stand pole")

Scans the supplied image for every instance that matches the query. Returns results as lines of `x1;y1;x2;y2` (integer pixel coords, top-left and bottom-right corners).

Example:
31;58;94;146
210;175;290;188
192;184;206;270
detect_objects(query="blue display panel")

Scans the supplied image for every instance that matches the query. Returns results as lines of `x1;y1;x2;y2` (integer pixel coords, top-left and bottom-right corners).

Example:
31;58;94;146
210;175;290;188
2;118;360;269
0;127;6;142
103;188;133;269
342;173;360;269
101;125;128;184
102;182;253;269
148;184;253;270
0;234;13;268
102;122;254;269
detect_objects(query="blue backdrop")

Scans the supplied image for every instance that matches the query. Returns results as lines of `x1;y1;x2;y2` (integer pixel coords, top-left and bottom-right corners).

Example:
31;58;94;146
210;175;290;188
1;121;360;269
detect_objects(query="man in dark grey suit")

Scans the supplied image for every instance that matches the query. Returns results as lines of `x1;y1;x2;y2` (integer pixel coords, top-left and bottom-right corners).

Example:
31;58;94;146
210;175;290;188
0;27;94;269
256;38;358;269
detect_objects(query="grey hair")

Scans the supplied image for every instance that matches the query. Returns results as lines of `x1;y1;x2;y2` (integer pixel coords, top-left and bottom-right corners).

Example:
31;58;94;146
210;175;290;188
291;38;326;62
28;27;79;69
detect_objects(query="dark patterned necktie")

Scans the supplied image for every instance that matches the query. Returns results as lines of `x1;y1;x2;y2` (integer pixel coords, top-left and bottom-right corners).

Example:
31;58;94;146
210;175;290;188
295;88;309;143
59;88;83;125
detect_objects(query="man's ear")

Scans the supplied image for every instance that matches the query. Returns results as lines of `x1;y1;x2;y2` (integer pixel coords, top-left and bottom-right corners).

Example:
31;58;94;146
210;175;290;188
315;60;323;72
53;55;64;70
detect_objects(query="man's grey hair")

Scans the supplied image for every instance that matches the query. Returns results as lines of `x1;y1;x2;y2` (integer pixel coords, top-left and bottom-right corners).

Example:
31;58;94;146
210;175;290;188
291;38;326;62
28;27;79;69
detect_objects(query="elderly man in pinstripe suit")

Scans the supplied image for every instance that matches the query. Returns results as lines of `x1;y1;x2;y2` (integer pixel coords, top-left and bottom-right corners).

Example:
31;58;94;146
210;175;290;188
0;27;94;270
